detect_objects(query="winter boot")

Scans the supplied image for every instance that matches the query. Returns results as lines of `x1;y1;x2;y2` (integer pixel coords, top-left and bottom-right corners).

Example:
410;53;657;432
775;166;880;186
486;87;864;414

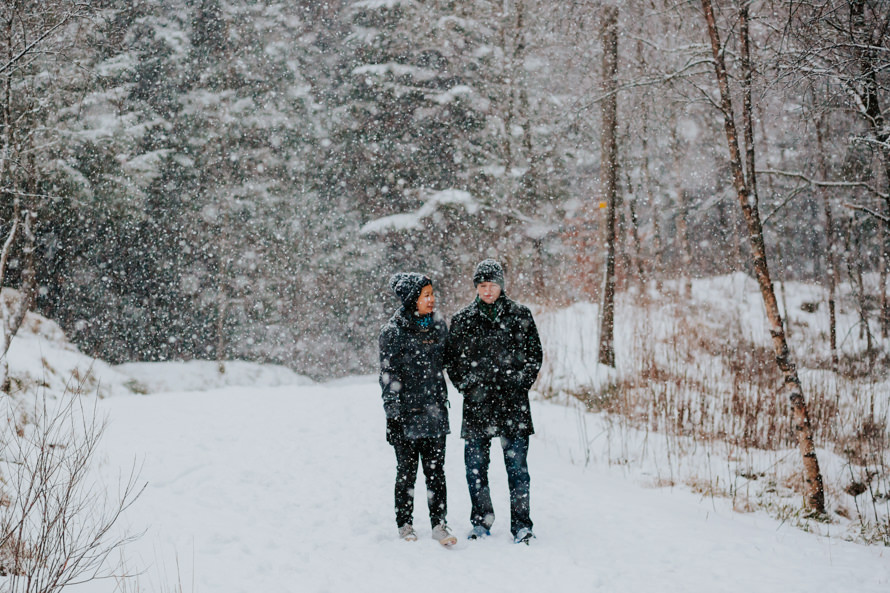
398;524;418;541
513;527;534;545
431;522;458;547
467;525;491;540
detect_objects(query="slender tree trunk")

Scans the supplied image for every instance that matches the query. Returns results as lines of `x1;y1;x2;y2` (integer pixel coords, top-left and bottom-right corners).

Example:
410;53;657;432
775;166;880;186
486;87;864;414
216;292;227;375
3;11;12;162
215;137;230;375
597;5;619;368
1;13;13;393
516;0;532;169
640;115;664;292
616;162;629;293
214;221;230;375
627;172;646;287
844;217;875;364
636;39;663;292
850;0;890;188
850;0;890;338
881;214;889;338
0;199;35;392
815;116;840;371
500;3;515;181
670;124;693;299
0;199;19;391
776;242;791;340
702;0;825;513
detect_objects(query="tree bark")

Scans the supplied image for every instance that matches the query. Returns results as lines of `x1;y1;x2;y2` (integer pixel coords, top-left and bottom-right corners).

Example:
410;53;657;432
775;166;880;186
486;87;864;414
849;0;890;337
844;217;875;364
670;123;693;299
640;113;664;292
815;116;840;371
701;0;825;513
627;173;646;287
598;5;619;368
881;214;889;338
0;199;36;392
635;39;663;292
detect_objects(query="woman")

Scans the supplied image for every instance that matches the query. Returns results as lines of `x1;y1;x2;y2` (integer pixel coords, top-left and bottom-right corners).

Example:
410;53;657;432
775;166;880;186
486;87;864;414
378;272;457;546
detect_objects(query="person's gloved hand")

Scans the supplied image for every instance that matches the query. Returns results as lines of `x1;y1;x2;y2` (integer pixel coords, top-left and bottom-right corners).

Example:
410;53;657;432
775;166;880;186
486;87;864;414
386;417;403;446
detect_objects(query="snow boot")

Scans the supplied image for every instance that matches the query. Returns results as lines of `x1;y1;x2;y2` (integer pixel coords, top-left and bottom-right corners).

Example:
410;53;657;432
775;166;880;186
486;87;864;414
467;525;491;540
399;524;418;541
513;527;534;545
431;522;458;547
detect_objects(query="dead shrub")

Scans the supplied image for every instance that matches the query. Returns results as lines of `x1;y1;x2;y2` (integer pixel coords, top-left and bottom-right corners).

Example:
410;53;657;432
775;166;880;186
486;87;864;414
0;386;144;591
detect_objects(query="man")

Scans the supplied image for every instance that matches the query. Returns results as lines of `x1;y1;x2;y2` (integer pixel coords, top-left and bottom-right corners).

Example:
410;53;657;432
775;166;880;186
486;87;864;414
445;259;543;544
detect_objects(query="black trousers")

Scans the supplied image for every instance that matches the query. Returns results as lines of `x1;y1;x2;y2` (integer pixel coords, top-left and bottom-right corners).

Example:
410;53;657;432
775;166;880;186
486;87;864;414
393;436;448;528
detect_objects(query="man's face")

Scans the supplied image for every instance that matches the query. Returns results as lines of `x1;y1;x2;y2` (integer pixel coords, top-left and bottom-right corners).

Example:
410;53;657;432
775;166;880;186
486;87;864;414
416;284;435;315
476;281;501;305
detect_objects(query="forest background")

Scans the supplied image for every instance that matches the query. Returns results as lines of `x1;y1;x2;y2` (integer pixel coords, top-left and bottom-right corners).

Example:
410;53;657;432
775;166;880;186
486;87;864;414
3;3;890;578
2;0;889;381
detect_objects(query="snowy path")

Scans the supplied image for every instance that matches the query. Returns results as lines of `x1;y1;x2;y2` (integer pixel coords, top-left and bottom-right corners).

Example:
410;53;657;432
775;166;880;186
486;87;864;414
82;379;889;593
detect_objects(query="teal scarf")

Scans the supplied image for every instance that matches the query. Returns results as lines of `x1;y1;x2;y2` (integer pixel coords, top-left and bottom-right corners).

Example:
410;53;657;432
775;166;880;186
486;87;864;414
475;295;502;322
415;312;434;328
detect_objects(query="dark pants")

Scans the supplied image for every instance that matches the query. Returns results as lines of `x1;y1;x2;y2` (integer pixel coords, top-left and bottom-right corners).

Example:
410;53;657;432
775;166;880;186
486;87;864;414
393;436;447;528
464;435;532;536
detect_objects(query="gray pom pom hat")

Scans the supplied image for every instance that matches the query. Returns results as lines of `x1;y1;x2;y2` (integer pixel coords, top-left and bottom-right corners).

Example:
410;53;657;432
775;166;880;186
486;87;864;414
389;272;432;309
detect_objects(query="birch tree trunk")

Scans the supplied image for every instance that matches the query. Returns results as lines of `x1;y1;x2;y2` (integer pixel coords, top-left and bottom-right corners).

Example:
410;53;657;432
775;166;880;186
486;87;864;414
597;5;619;368
701;0;825;513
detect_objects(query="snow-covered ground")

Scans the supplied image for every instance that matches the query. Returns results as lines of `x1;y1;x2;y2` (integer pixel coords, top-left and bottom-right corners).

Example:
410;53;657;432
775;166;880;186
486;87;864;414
2;277;890;592
535;272;885;395
1;292;309;399
61;377;887;593
534;274;890;542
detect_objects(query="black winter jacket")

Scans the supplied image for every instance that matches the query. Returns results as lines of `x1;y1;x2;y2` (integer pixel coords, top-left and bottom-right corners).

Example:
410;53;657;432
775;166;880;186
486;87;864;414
445;295;542;439
378;308;450;439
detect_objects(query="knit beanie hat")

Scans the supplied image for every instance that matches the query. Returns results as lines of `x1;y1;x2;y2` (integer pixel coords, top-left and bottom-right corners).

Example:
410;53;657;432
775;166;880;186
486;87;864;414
389;272;432;309
472;259;504;289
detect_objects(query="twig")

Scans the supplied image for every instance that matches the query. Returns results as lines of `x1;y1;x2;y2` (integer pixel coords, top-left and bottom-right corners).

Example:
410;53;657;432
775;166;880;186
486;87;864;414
843;202;890;224
0;188;69;201
762;186;808;225
0;13;77;76
758;168;888;199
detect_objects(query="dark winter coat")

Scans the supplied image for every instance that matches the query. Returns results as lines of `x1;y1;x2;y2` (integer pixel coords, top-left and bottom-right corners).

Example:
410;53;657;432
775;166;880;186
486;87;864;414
378;307;450;440
445;295;542;439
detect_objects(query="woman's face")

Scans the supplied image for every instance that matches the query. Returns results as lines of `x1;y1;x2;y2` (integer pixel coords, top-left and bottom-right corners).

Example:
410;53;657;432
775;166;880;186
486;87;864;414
416;284;435;316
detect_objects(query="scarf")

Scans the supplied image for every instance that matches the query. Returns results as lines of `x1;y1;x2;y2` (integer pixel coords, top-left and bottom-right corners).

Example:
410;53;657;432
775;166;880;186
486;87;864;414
414;312;434;328
475;295;502;322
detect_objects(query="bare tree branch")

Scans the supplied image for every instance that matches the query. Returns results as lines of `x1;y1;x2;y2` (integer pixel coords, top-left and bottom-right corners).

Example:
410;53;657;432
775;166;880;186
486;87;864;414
571;57;714;114
0;13;76;76
0;188;68;201
762;186;809;226
758;168;889;199
844;202;890;224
